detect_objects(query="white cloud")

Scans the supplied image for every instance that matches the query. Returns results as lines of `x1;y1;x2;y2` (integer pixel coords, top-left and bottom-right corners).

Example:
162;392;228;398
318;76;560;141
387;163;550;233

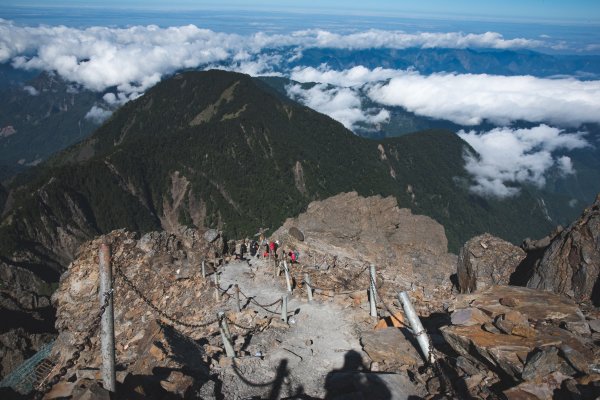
22;85;39;95
286;83;389;131
458;125;589;198
290;65;399;87
211;53;284;77
557;156;574;175
0;18;549;101
285;29;544;50
367;70;600;127
289;65;600;129
84;105;112;123
2;19;597;131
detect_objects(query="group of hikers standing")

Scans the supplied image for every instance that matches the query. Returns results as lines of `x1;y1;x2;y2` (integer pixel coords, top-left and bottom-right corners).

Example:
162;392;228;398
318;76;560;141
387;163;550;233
226;234;299;264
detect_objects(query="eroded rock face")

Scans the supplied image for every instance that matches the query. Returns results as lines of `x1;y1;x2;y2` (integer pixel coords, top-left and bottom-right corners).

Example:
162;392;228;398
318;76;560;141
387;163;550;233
272;192;457;312
49;229;232;398
441;286;600;398
0;260;58;379
457;233;526;293
527;194;600;304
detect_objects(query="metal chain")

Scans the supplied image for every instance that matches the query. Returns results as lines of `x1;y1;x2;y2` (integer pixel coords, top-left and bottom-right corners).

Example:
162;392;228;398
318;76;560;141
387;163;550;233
215;283;232;294
298;264;370;294
33;291;111;400
225;316;257;331
302;279;365;295
238;288;282;308
115;265;219;329
373;280;409;328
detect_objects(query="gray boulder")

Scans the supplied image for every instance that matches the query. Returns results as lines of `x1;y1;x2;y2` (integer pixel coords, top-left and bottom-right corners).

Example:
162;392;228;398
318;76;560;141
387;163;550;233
527;194;600;304
457;233;525;293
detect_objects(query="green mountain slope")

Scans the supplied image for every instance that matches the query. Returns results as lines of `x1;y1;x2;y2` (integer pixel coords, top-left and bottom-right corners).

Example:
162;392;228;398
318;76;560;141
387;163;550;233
2;70;556;278
0;72;106;180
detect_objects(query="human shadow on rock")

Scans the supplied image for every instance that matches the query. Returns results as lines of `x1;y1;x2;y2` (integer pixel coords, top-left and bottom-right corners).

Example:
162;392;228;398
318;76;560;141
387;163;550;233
324;350;391;400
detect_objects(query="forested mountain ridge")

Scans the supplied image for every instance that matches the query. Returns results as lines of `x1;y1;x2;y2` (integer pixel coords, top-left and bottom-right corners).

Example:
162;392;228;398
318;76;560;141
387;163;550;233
1;69;557;277
0;71;105;180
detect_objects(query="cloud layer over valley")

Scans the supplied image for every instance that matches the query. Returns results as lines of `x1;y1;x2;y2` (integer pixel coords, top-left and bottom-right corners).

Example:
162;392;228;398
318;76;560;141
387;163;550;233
290;65;600;127
0;19;554;96
2;19;599;199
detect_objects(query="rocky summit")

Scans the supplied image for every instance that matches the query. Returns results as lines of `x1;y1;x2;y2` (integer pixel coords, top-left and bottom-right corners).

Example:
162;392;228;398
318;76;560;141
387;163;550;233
1;68;599;399
2;191;598;399
271;191;457;313
0;70;558;379
44;193;451;399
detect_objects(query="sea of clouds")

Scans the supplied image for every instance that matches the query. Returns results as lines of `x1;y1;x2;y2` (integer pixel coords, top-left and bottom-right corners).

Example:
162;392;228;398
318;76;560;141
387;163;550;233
1;19;599;198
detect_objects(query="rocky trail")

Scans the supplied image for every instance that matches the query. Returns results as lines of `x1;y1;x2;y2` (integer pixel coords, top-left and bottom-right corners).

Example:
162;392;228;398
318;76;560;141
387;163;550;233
216;257;423;399
2;192;600;399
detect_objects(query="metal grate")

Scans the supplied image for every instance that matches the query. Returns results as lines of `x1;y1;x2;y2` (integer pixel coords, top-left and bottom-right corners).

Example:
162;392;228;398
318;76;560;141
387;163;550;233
0;341;56;394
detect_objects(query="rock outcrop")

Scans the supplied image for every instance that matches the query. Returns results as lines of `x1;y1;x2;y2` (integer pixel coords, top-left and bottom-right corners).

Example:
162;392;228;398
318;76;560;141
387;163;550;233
0;260;57;378
48;229;229;398
457;233;526;293
527;194;600;304
441;286;600;399
272;192;457;312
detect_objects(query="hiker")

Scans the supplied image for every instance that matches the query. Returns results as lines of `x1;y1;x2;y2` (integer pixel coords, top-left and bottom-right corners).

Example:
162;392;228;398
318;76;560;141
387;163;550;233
275;242;285;260
235;241;242;259
250;240;258;257
289;250;297;264
240;240;247;260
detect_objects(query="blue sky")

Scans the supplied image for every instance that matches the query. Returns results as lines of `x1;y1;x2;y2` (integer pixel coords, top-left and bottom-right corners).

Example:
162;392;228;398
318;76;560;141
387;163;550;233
2;0;600;23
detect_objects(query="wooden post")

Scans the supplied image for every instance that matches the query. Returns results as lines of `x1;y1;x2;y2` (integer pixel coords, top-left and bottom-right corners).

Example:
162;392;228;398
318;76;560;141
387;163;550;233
283;260;292;293
201;259;206;278
281;295;288;323
99;242;116;392
305;273;313;302
234;284;241;312
218;313;235;358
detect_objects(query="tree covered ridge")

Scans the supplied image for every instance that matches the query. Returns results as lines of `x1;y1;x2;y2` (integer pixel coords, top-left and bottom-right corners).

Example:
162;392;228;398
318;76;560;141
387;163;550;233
0;70;555;270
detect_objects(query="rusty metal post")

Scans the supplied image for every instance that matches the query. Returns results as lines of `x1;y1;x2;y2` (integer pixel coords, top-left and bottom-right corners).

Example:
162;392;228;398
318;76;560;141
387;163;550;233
99;242;116;392
234;284;241;312
305;273;313;302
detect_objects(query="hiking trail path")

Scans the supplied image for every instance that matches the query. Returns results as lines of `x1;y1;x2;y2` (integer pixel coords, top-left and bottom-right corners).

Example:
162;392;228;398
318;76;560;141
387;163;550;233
215;257;423;399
